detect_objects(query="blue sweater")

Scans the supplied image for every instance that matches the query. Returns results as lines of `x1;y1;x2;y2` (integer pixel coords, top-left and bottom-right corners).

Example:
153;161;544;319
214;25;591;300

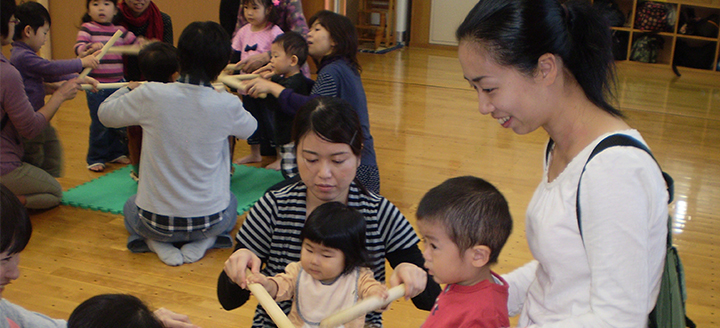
277;58;376;167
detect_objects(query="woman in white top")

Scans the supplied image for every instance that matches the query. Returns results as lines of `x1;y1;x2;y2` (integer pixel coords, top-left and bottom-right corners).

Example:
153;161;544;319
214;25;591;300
456;0;668;327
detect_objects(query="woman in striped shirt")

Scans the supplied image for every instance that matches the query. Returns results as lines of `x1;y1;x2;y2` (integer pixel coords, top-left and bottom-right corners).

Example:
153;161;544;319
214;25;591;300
218;97;440;328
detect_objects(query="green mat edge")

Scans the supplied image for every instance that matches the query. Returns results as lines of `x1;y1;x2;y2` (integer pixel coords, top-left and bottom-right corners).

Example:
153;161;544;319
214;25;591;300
61;164;283;215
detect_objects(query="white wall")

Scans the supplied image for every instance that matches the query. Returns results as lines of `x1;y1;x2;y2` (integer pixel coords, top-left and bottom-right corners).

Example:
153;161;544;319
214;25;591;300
429;0;476;46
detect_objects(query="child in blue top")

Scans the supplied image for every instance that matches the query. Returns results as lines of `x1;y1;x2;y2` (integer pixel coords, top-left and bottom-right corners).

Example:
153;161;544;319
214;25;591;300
10;1;99;177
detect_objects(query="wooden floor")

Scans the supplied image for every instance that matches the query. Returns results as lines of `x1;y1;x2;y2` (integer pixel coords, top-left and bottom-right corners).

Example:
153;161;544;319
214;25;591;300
5;46;719;327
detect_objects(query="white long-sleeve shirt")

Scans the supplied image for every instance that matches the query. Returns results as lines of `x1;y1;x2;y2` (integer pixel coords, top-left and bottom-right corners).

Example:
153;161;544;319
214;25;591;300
0;299;66;328
504;130;667;328
99;82;257;217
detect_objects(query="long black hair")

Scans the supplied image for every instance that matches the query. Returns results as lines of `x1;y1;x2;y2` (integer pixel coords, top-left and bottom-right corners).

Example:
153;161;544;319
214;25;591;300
1;0;17;39
0;184;32;256
68;294;164;328
300;202;371;275
291;96;363;158
456;0;621;117
291;96;367;192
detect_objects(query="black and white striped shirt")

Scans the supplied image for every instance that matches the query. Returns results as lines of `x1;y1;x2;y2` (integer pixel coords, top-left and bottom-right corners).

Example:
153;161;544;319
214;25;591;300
237;181;420;327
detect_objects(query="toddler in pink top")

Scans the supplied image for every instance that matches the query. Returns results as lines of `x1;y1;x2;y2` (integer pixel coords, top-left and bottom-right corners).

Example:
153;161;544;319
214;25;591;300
74;0;144;172
231;0;284;166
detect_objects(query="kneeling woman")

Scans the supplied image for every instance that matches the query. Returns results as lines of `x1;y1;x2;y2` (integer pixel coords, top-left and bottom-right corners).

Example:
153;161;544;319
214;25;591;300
218;97;441;327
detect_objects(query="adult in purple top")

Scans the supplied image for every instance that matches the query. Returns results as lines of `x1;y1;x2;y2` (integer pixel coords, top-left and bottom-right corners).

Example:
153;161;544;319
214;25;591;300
0;0;90;209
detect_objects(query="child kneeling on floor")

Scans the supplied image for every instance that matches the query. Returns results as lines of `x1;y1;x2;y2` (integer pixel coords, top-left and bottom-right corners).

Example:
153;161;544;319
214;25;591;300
417;176;513;328
98;21;257;266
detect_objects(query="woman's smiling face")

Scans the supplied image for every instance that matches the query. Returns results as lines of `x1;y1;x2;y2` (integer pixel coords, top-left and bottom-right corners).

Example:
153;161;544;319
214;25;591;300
458;40;547;135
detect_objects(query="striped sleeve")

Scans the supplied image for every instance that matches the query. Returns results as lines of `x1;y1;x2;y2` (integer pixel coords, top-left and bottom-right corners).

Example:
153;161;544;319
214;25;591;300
236;192;278;261
311;72;338;96
377;197;420;253
121;29;137;45
74;26;93;55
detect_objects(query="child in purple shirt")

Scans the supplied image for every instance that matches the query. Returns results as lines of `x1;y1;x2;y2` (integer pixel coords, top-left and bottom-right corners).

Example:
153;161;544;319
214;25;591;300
10;1;98;177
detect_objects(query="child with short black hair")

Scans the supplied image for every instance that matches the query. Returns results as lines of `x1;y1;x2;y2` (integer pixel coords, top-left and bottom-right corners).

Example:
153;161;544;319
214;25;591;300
247;201;388;328
99;21;257;266
126;41;179;181
416;176;513;328
10;1;99;177
264;31;312;175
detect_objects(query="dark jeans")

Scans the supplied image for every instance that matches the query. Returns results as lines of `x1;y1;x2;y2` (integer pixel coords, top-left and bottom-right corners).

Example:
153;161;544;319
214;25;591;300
86;89;127;165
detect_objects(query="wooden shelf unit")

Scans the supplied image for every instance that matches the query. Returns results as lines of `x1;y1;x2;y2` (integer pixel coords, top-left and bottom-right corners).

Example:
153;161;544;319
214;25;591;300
607;0;720;74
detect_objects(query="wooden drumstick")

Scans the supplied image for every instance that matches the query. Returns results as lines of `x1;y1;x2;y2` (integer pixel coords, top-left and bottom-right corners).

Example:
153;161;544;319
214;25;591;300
79;29;123;79
225;63;244;71
319;284;406;328
226;73;261;81
245;269;295;328
217;76;267;98
80;81;226;92
107;44;141;55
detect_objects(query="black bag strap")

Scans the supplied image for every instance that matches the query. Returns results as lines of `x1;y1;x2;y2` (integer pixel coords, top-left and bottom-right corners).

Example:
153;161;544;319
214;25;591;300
546;134;674;239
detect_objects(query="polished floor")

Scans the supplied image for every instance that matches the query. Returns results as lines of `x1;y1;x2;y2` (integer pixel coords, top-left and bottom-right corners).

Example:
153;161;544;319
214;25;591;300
5;46;719;327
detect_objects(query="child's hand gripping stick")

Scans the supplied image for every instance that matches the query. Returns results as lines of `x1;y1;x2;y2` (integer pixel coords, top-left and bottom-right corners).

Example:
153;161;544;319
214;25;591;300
78;29;123;79
245;269;294;328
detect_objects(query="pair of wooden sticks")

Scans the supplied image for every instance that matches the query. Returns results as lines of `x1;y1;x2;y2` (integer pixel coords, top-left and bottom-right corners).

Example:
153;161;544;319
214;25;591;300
79;74;264;98
244;269;407;328
80;32;265;97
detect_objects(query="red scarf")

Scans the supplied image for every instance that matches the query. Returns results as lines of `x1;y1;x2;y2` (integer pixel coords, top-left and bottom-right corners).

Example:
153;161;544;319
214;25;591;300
118;1;164;41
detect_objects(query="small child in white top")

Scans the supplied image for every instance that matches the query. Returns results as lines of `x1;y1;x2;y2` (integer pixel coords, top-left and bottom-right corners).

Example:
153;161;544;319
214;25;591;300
247;202;389;328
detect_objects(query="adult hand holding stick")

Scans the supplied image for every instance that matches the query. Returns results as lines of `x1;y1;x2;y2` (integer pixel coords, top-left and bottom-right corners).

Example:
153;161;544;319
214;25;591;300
80;81;225;92
78;29;124;79
319;284;406;328
217;75;267;98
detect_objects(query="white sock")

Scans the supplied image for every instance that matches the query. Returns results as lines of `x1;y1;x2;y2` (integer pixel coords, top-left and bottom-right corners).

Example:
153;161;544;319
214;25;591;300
180;237;217;263
146;240;183;266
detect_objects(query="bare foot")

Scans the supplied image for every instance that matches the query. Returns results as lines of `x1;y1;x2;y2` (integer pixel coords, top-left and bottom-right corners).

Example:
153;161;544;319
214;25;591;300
234;154;262;164
110;155;131;164
87;163;106;172
265;159;281;171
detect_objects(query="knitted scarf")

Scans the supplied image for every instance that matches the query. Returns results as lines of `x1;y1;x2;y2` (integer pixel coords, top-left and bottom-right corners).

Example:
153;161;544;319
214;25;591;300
118;1;164;41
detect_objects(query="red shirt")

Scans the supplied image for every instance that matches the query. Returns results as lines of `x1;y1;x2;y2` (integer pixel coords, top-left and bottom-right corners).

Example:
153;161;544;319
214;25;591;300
422;271;510;328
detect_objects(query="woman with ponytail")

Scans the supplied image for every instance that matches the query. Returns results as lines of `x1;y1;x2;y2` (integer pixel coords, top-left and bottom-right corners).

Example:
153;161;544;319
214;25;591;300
118;0;173;81
456;0;667;326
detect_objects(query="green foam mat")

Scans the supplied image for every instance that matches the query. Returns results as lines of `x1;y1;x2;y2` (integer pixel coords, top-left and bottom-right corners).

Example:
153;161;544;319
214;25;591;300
61;164;284;215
